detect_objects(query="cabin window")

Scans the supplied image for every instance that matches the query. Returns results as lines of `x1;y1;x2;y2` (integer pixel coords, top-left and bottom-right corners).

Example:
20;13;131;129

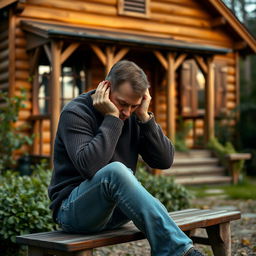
118;0;150;18
180;60;227;118
180;60;205;117
38;65;86;114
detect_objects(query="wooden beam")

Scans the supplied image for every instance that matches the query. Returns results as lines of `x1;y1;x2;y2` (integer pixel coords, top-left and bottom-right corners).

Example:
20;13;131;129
174;53;187;71
194;55;208;75
167;52;176;141
105;46;115;75
61;43;80;64
50;41;62;166
205;57;215;142
90;44;106;66
154;51;168;70
113;48;129;64
30;47;41;75
43;44;52;64
235;51;240;122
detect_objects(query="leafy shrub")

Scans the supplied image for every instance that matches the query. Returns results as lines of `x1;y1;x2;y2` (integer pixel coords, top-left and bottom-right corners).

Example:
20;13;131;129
0;160;57;245
136;165;192;212
208;137;245;175
0;91;33;173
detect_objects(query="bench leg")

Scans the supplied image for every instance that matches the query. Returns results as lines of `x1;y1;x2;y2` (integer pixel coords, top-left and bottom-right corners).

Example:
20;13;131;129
28;246;93;256
28;246;48;256
70;250;93;256
206;222;231;256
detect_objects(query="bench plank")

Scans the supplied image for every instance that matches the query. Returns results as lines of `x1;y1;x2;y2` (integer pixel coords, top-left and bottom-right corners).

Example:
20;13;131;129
16;209;240;253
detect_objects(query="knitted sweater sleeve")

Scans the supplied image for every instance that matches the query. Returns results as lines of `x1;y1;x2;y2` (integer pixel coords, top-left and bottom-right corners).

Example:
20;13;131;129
138;116;175;169
58;110;124;179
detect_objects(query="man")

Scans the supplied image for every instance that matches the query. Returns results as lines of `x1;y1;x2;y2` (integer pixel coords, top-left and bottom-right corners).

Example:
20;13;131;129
48;60;204;256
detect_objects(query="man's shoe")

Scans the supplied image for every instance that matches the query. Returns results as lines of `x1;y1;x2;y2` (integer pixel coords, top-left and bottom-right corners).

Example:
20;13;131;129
185;247;205;256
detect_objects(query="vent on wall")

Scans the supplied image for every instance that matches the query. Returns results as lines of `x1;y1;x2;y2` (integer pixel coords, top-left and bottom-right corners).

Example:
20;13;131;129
118;0;150;18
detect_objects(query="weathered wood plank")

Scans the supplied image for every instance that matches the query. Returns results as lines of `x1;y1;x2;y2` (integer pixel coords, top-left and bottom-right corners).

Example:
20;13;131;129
16;209;240;253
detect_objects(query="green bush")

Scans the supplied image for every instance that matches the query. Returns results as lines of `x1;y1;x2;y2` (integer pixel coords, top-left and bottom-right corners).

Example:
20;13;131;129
208;137;245;175
0;161;57;245
136;165;192;212
0;91;33;173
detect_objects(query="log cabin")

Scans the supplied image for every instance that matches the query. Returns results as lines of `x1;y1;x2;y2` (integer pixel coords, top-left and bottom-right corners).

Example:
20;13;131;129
0;0;256;183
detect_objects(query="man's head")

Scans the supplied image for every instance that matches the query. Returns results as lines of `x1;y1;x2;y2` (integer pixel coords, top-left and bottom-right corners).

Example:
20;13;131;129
106;60;150;120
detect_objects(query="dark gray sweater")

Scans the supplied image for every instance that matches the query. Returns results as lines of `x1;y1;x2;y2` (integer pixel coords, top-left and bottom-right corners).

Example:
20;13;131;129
48;90;174;221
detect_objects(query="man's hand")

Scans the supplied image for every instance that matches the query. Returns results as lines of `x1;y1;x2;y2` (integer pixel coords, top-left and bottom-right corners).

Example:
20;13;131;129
91;81;120;118
135;89;152;122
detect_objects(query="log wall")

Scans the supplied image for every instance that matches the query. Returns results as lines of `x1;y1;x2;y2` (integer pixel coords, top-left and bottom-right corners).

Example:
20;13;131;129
9;0;240;155
0;20;9;96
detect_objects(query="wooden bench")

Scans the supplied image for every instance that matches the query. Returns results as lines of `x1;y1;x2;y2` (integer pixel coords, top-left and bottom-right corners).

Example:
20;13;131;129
16;208;240;256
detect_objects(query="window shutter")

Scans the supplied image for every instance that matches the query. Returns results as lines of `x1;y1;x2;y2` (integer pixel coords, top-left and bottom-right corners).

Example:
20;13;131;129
180;61;198;117
118;0;149;17
214;63;227;116
181;61;195;116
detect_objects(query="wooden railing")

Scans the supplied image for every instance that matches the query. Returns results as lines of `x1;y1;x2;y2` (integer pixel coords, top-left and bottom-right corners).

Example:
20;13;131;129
28;114;50;156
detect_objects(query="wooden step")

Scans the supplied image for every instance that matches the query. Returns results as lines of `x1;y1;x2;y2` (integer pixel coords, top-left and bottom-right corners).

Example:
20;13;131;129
162;166;226;177
174;176;232;185
175;150;212;158
173;157;219;166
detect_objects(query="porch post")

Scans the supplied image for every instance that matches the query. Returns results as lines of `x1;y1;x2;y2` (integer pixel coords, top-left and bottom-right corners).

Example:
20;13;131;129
205;57;215;142
167;53;176;142
50;41;62;166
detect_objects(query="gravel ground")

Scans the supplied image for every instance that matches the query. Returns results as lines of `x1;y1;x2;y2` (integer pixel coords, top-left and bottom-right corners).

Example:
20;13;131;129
93;197;256;256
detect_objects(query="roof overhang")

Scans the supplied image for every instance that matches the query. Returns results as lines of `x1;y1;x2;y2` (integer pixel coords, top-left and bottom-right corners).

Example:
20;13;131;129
206;0;256;54
21;20;231;55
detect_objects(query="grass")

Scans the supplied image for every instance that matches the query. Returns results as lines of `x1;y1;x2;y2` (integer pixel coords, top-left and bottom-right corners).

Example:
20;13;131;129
188;176;256;200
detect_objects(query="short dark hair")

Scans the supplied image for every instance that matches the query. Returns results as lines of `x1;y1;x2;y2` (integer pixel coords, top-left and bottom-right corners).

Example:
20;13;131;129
105;60;150;96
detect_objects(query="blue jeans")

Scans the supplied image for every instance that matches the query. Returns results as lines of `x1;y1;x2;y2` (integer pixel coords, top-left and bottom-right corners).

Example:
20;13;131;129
56;162;193;256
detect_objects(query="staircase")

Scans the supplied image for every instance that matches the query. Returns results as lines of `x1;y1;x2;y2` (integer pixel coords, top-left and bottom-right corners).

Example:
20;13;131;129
161;150;232;185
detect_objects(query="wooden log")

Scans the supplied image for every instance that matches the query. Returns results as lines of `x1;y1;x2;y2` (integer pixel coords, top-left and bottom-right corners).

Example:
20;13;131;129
15;37;26;47
16;80;32;89
15;90;32;98
227;84;235;92
18;110;31;120
0;82;8;91
15;27;25;38
25;0;116;16
151;13;211;28
8;10;16;98
227;75;235;84
16;48;29;60
0;30;8;40
50;40;62;163
227;101;236;109
205;57;215;142
151;2;211;19
0;59;9;72
20;5;231;43
16;60;30;70
226;92;235;101
15;70;30;80
0;39;8;51
0;72;8;83
167;52;175;141
0;48;9;60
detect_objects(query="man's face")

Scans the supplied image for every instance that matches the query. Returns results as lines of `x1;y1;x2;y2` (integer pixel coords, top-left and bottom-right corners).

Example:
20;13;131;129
109;82;143;121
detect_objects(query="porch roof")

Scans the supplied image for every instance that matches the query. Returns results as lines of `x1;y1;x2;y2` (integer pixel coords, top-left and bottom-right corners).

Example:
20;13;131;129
21;20;231;55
